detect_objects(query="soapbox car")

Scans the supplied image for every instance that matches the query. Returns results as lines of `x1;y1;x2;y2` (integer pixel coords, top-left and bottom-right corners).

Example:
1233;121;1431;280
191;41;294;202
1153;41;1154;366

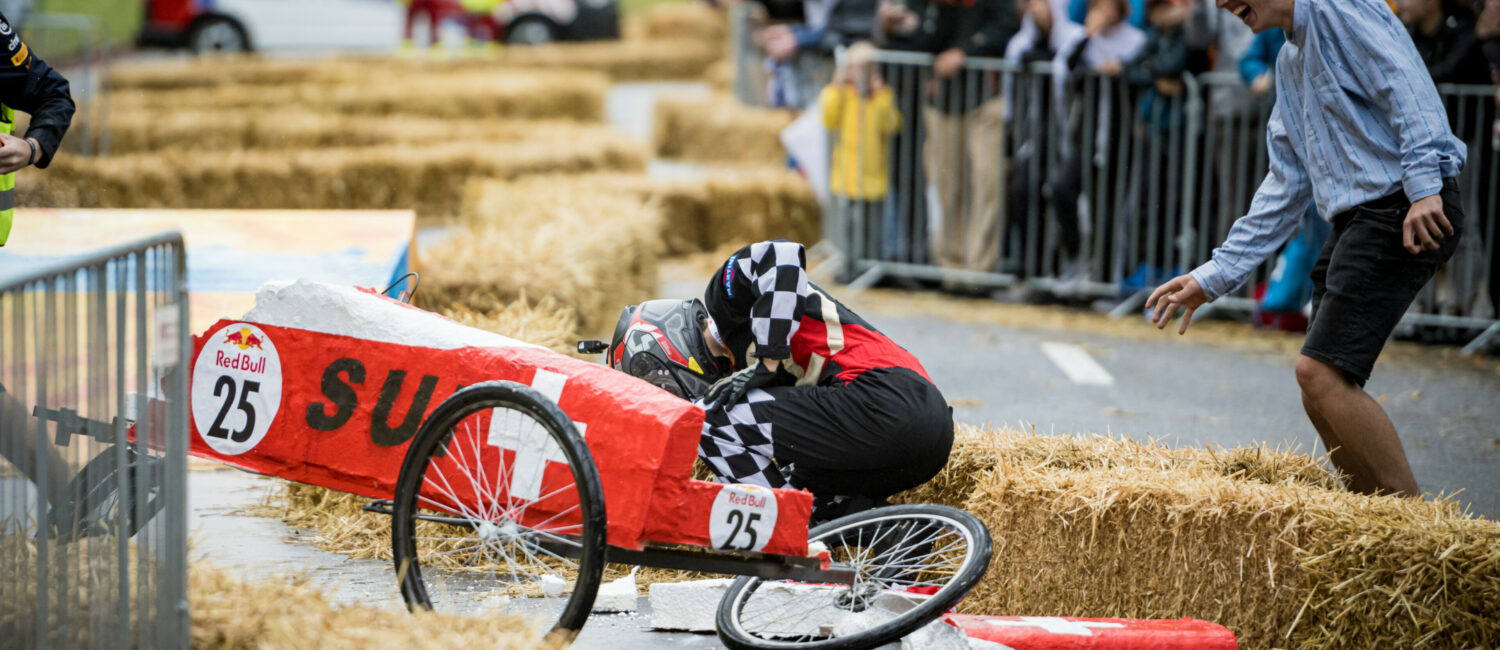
38;280;992;649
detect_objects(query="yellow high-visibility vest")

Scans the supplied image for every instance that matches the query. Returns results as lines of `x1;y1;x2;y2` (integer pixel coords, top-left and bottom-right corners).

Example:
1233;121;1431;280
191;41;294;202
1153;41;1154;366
0;104;13;246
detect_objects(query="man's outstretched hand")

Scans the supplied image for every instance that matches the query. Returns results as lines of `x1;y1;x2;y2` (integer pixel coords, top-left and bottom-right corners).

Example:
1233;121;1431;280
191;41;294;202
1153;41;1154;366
702;361;778;411
1146;274;1209;335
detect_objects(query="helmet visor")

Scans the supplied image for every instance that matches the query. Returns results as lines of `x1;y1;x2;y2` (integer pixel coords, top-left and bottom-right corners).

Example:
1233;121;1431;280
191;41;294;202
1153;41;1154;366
629;353;689;399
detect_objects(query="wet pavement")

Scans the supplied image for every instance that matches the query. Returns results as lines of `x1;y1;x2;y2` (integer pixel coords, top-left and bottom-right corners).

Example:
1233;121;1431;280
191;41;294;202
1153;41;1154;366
188;469;729;649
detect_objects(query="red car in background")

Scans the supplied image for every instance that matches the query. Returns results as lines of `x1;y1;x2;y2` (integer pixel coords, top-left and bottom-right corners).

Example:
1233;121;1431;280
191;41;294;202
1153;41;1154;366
136;0;617;53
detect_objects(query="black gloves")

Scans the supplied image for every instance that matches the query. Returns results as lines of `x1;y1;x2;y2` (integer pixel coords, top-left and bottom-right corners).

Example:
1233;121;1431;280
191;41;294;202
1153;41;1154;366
702;361;779;411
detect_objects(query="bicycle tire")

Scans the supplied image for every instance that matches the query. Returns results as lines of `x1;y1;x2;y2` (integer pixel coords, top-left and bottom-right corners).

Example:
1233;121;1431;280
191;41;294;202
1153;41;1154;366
391;381;607;640
716;503;992;650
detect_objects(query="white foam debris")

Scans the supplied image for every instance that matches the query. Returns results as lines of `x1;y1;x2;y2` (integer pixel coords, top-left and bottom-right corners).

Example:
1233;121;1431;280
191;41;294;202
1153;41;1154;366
831;606;896;638
241;278;540;350
967;638;1016;650
649;578;733;631
592;568;639;613
538;575;567;597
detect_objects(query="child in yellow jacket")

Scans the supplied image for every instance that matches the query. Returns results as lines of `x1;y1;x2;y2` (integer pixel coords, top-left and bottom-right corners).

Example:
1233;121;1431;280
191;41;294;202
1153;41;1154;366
821;42;902;262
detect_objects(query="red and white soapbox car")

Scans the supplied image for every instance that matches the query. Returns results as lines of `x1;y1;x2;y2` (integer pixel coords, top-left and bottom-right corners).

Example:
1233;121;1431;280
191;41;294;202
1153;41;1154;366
49;279;992;649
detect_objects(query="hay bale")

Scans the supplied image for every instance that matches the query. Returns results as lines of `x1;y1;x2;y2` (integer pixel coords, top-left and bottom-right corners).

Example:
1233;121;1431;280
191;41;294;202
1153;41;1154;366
704;59;733;91
19;135;645;222
107;69;609;121
107;40;718;93
897;425;1500;649
465;169;818;256
653;93;793;164
495;39;721;81
99;111;614;154
638;2;728;47
106;56;329;92
420;176;662;335
189;561;555;649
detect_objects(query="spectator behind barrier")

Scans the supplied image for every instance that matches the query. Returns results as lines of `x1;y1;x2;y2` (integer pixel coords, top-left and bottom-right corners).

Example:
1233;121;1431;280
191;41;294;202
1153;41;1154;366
1125;0;1192;116
1115;0;1193;290
758;0;881;108
1069;0;1146;29
1399;0;1491;84
822;42;902;276
1239;27;1285;96
1003;0;1094;286
878;0;1019;289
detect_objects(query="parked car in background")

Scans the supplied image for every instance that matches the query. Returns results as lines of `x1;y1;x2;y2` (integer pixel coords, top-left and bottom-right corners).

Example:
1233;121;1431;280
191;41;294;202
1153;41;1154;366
496;0;616;44
137;0;617;53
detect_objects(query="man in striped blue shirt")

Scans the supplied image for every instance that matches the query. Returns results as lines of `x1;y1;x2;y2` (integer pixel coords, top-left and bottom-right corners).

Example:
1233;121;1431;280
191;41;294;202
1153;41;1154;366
1145;0;1467;497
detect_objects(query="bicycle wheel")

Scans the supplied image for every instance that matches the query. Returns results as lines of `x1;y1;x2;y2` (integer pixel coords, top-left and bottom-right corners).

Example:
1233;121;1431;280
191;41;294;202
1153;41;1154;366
391;381;607;641
716;503;992;650
46;444;164;543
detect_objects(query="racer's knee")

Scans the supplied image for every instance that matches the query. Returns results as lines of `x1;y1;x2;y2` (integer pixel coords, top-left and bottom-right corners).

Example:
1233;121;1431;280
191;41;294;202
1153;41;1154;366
892;376;954;477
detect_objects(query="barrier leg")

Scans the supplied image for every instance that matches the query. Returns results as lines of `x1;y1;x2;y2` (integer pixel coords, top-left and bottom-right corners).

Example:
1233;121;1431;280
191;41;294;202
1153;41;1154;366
1461;322;1500;357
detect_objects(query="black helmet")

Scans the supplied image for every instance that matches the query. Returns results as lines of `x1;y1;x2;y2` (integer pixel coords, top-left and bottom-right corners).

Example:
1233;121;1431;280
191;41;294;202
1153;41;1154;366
608;298;730;401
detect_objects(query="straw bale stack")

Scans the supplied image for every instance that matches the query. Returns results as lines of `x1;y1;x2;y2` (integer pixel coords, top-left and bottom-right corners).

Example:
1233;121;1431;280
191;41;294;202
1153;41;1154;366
107;69;609;121
637;2;729;47
107;38;718;94
493;39;721;81
420;176;662;335
464;169;818;256
99;111;612;155
653;93;793;164
190;562;554;649
704;59;733;91
900;425;1500;649
19;135;645;222
107;57;330;92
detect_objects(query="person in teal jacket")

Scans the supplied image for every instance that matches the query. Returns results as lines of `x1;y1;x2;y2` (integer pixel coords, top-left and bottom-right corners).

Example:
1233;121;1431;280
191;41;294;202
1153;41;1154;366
1238;28;1285;96
1069;0;1146;29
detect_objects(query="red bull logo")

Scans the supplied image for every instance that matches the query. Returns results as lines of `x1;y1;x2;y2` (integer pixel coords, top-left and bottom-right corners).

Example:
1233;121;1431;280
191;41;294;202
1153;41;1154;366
223;327;264;351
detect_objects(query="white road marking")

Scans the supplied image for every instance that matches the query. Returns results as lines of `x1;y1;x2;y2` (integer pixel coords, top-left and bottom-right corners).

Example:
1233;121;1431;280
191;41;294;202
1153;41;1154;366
1040;342;1115;387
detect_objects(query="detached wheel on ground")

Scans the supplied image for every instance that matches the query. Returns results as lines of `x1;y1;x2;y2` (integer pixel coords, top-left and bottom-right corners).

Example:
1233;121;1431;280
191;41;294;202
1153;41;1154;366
504;16;558;45
716;504;992;650
188;17;249;54
391;381;607;642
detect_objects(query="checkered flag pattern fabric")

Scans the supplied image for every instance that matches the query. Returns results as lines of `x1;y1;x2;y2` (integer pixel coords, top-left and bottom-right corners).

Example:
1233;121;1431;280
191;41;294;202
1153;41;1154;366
695;388;788;488
745;240;807;360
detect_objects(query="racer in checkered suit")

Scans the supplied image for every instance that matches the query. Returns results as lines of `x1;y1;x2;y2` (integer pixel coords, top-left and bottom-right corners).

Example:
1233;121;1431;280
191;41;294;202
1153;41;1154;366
599;240;953;523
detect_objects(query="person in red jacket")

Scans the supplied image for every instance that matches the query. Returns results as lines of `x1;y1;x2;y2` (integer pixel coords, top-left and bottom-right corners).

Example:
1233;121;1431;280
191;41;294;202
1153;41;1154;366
605;240;953;523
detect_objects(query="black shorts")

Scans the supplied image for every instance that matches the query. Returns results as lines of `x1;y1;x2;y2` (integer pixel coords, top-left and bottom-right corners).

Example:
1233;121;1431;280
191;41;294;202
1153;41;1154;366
764;367;954;500
1303;178;1464;387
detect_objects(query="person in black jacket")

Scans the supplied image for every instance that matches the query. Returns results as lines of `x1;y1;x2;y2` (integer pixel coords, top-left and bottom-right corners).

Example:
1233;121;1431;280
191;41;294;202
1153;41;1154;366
0;12;76;519
1400;0;1490;85
878;0;1018;286
0;10;75;246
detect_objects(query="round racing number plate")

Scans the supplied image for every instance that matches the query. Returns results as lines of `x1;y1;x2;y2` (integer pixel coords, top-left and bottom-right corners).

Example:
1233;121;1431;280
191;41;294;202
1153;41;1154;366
192;322;283;455
709;484;779;552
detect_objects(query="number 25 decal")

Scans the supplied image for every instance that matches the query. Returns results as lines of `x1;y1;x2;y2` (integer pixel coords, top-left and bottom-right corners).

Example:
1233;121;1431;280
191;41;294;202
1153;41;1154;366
709;484;778;552
723;509;762;551
207;376;260;443
192;322;283;456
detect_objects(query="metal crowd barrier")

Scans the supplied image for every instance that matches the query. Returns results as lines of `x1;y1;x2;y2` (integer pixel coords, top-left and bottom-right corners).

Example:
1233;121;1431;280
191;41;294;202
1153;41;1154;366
820;50;1500;354
0;232;190;649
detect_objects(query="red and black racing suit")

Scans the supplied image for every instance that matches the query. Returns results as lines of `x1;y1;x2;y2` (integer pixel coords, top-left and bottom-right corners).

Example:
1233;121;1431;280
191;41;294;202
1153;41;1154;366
698;240;953;510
